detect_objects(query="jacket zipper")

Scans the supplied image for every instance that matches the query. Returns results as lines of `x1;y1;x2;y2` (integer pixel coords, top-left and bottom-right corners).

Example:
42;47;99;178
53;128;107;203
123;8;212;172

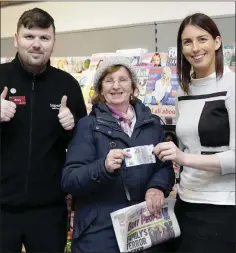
109;142;131;203
25;74;35;194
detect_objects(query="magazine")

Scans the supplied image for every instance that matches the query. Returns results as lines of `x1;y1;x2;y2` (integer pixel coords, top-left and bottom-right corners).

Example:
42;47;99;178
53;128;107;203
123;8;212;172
116;48;148;56
139;52;168;67
50;56;90;73
223;44;234;67
116;48;148;66
135;66;151;102
166;47;177;67
111;199;180;252
143;66;178;124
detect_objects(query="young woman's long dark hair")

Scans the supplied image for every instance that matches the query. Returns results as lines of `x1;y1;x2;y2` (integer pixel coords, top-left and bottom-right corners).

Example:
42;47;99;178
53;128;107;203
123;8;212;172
177;13;224;94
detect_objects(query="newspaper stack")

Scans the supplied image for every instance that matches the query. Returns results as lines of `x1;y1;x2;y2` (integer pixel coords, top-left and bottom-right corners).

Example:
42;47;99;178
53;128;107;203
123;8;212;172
111;199;180;252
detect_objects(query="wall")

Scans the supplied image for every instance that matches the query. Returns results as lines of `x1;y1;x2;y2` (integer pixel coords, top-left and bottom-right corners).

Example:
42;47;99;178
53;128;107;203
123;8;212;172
157;15;235;52
1;1;235;38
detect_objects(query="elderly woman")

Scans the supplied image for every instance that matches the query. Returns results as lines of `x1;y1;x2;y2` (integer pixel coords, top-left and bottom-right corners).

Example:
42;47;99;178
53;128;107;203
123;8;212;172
62;56;175;253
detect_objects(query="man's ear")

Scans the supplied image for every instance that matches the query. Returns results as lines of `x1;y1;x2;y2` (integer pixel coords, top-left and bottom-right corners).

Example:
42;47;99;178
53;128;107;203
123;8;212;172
14;33;18;49
215;36;222;51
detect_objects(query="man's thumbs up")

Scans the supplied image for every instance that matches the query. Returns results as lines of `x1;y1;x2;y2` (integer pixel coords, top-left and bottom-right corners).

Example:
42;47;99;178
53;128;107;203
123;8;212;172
0;86;17;122
60;95;67;111
58;95;75;130
1;86;8;99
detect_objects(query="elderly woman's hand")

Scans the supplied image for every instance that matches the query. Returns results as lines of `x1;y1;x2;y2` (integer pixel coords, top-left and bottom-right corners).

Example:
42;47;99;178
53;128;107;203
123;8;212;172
105;149;131;173
153;141;185;166
145;188;164;216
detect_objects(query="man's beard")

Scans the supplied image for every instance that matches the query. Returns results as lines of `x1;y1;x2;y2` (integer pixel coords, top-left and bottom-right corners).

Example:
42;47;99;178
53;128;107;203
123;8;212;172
27;58;46;73
19;54;47;74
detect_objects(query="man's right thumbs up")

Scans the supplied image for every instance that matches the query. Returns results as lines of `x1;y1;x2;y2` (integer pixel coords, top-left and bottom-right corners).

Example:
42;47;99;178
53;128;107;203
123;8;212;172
1;86;8;99
0;86;17;122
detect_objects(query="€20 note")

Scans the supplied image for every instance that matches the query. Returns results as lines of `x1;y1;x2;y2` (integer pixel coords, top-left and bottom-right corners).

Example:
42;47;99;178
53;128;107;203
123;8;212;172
123;145;156;167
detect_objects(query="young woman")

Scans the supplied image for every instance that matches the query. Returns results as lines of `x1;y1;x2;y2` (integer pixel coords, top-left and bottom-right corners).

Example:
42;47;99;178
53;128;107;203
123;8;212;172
62;56;175;252
153;13;235;252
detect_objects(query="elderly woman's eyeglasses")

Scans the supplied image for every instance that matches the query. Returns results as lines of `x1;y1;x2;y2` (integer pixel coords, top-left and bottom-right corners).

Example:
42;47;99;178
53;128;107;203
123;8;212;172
103;78;131;86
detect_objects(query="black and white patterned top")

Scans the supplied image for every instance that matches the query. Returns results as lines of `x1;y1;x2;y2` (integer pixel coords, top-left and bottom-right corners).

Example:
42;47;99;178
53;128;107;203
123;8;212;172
176;69;235;205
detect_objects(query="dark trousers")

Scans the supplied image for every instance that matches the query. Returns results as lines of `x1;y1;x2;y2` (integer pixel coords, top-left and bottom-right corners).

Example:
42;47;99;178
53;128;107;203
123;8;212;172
0;205;68;253
171;198;236;253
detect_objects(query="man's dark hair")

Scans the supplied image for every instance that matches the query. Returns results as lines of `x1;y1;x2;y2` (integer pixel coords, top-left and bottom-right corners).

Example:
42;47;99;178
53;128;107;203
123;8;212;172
17;8;55;34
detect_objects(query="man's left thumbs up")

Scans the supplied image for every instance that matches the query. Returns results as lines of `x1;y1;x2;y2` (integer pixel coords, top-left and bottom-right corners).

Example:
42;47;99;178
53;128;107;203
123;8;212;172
58;95;75;131
60;95;67;111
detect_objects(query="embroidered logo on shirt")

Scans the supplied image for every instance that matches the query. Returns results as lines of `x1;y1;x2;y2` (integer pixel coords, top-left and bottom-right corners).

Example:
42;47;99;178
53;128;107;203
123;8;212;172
50;103;60;110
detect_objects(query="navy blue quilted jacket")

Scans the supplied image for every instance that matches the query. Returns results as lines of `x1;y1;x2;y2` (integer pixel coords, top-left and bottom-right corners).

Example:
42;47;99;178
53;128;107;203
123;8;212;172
62;100;174;252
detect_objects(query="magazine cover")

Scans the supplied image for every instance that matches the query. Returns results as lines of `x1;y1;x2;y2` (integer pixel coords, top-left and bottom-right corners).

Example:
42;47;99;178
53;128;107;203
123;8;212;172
223;44;234;67
50;56;91;74
142;66;179;124
166;47;177;67
135;66;151;103
230;53;235;72
125;55;140;66
116;48;147;66
116;48;148;56
229;42;235;72
139;52;168;67
89;52;119;70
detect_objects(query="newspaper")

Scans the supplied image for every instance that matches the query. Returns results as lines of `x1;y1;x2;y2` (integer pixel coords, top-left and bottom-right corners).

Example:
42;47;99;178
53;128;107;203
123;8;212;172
111;199;180;252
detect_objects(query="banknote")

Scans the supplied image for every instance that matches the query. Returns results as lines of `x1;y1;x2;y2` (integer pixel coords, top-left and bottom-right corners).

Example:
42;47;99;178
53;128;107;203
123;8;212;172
123;144;156;167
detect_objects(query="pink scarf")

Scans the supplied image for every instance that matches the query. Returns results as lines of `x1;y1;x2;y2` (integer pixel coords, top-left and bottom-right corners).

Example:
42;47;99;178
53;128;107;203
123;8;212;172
106;103;135;137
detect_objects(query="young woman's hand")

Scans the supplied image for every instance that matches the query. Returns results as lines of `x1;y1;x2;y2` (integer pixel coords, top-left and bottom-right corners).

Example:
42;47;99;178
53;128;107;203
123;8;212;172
153;141;185;166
